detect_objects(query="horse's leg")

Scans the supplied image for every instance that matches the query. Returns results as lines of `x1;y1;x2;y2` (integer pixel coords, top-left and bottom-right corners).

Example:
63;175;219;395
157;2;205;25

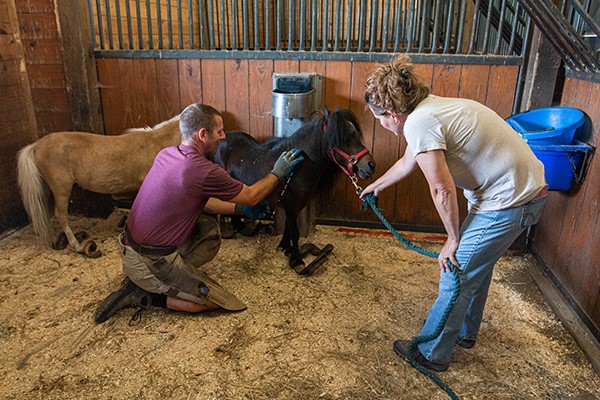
284;209;305;272
53;191;84;253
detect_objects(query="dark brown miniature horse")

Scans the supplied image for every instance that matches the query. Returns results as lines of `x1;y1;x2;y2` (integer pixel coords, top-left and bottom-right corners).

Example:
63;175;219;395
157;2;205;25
213;108;376;274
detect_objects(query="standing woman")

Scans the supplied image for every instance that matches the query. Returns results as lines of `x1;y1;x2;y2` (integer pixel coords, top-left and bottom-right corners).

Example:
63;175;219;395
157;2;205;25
361;55;547;371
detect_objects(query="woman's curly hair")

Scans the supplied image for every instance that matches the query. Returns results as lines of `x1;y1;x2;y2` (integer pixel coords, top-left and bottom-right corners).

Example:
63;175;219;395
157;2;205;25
364;55;430;115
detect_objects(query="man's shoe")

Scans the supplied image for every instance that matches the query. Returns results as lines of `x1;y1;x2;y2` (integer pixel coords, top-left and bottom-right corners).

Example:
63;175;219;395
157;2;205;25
393;339;449;372
95;278;152;323
455;337;476;349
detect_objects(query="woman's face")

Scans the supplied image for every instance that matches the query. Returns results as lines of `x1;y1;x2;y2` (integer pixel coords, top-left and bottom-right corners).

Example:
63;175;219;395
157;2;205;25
369;107;406;136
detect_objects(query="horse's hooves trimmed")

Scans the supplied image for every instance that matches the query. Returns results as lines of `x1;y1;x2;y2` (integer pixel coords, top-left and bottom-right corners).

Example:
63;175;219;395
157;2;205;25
74;231;89;242
83;240;102;258
52;233;68;250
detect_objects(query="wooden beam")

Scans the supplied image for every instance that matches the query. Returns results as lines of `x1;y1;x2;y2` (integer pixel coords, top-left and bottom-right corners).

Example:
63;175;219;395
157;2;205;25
55;0;103;133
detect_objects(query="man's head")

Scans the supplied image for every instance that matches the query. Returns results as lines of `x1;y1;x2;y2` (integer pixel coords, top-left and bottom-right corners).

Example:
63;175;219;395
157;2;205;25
179;103;225;156
364;55;430;116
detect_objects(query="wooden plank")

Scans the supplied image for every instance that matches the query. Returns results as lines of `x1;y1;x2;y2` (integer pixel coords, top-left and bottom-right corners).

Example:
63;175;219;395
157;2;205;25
347;61;379;222
458;64;490;103
319;61;353;220
97;58;122;134
131;58;159;126
177;58;201;109
485;65;518;119
155;58;181;120
116;57;137;129
34;111;73;135
21;39;63;64
224;59;249;132
26;64;67;89
30;88;70;112
17;12;59;40
274;59;299;73
393;63;434;227
248;59;274;142
14;0;54;13
0;35;23;61
201;59;226;116
554;79;592;280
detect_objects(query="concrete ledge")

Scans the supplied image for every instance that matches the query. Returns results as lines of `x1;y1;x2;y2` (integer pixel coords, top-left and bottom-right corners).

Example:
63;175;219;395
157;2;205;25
528;262;600;376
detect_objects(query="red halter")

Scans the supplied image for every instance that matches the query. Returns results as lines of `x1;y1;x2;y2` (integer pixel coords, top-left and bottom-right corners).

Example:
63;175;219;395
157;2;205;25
323;120;370;177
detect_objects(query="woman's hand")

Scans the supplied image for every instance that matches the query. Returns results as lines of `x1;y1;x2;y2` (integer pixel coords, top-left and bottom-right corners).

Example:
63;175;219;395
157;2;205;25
438;238;460;273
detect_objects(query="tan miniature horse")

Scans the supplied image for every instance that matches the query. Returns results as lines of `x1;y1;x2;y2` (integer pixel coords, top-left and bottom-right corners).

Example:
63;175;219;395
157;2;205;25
16;116;181;257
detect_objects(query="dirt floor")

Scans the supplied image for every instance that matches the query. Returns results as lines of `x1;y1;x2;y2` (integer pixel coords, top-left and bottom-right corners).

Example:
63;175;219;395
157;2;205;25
1;210;599;400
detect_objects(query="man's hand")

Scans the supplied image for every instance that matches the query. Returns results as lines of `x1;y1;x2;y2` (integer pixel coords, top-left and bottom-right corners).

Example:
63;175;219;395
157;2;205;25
270;148;304;181
234;201;270;220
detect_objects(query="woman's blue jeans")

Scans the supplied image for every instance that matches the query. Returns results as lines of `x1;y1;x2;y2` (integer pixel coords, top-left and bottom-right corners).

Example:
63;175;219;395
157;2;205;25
417;195;547;365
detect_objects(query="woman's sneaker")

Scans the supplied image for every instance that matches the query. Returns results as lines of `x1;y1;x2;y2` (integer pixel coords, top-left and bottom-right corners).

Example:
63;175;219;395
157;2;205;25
95;278;152;323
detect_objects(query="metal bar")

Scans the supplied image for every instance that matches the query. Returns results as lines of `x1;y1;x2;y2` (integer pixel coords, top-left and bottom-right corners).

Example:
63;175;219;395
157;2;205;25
167;0;174;49
311;0;317;51
443;0;455;53
513;14;532;114
369;0;378;52
125;1;134;49
381;0;391;52
220;0;226;49
431;0;442;53
357;0;366;51
418;0;429;52
115;0;123;49
334;0;341;51
568;0;600;39
407;0;416;51
232;0;238;49
455;0;467;53
266;0;271;50
288;0;294;50
299;0;306;50
188;0;194;49
199;0;206;49
87;0;97;49
508;2;521;54
276;0;281;51
393;0;402;52
135;0;143;49
345;0;352;51
156;0;163;49
253;0;259;49
468;0;481;54
244;0;250;50
481;0;494;54
104;0;114;49
145;0;153;49
95;49;524;65
177;0;184;49
323;0;329;51
208;0;215;49
494;0;508;54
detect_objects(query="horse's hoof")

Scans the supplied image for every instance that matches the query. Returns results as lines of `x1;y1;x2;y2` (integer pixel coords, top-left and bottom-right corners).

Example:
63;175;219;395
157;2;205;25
74;231;89;242
52;233;68;250
83;240;102;258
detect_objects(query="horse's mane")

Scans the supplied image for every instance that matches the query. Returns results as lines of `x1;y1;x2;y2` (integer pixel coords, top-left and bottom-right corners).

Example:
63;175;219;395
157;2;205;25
124;114;181;134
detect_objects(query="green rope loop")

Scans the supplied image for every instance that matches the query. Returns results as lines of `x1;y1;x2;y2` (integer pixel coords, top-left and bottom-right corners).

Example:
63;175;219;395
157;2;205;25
361;192;461;400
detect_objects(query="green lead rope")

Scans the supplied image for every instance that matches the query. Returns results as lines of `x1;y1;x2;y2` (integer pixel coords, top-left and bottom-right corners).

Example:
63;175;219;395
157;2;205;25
360;192;460;400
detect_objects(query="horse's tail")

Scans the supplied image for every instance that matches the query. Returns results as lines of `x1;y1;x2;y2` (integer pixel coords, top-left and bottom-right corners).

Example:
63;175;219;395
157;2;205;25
16;144;54;247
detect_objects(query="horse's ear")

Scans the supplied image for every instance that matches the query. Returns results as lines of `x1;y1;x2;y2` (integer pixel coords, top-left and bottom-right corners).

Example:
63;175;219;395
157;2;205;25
323;106;330;117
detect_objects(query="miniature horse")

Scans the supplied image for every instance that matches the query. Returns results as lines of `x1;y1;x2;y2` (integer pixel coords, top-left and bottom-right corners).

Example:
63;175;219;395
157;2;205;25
213;108;376;274
16;117;181;257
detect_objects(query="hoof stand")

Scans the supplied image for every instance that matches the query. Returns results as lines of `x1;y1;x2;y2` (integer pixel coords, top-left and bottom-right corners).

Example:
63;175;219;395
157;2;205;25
291;243;334;275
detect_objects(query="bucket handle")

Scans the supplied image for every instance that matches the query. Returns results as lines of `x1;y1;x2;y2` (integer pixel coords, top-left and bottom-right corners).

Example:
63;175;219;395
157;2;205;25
568;150;590;184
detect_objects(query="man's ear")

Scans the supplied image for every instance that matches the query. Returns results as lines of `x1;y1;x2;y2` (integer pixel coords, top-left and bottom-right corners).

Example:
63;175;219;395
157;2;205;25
197;128;207;142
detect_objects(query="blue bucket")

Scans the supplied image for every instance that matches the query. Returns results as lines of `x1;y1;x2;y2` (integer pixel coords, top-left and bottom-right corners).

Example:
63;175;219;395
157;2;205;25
507;107;584;145
528;140;592;191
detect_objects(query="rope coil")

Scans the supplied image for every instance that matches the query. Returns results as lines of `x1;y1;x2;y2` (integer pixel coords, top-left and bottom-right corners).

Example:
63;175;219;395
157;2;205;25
360;192;461;400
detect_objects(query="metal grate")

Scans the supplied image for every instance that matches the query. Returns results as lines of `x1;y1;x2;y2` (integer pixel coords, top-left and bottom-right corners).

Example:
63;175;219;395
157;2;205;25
88;0;531;58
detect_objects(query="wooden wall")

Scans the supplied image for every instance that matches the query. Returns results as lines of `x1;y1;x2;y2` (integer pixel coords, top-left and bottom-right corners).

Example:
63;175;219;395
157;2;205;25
96;57;519;230
0;0;40;230
530;77;600;338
